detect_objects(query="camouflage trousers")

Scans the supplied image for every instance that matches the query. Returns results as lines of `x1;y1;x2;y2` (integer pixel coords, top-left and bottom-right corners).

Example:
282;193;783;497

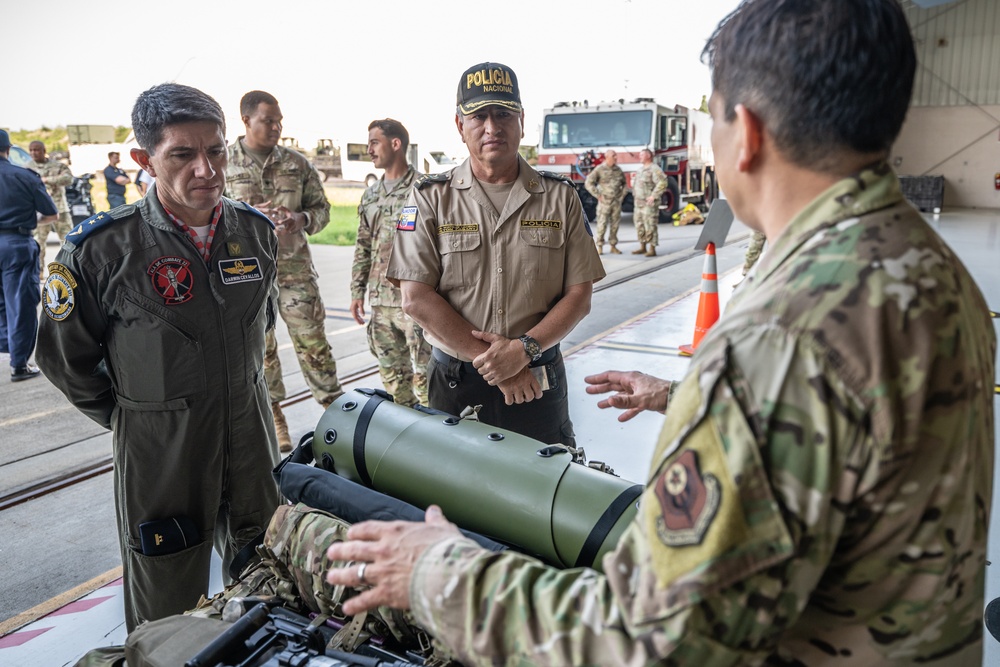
367;305;431;407
742;230;767;275
633;202;659;246
36;211;72;273
265;263;342;405
594;201;622;246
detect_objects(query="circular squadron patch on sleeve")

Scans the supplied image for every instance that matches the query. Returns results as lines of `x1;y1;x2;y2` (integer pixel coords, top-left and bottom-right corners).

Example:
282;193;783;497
43;264;78;321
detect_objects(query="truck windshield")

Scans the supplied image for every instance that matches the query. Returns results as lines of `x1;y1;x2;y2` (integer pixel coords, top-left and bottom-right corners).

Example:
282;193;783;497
542;110;653;149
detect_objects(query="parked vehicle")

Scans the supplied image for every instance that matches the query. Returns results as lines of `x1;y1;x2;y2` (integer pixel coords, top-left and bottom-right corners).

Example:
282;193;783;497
536;98;717;223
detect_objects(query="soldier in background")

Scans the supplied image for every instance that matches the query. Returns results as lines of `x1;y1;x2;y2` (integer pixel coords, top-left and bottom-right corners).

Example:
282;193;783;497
225;90;342;452
631;147;667;256
583;149;626;255
349;118;430;407
103;151;129;208
737;228;767;285
26;140;73;278
325;1;995;664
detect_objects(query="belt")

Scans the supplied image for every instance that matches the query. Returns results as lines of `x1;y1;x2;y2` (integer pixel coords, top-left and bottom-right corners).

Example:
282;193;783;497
0;227;33;236
432;343;560;372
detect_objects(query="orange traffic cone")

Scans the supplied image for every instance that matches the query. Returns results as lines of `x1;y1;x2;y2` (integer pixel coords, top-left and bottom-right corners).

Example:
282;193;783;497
678;242;720;356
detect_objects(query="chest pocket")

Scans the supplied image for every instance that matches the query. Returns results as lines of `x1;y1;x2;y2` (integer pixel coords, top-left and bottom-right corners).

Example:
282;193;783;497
519;226;565;281
109;286;207;408
436;229;481;288
275;167;302;194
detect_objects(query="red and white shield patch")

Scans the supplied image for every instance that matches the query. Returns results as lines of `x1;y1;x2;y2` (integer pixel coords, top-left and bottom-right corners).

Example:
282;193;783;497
653;449;721;547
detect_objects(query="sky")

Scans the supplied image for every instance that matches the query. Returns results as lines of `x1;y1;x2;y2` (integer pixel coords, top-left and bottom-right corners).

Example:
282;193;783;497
5;0;741;159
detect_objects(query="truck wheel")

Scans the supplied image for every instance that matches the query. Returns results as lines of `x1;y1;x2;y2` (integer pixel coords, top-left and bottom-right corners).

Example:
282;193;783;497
658;177;681;224
319;170;329;183
622;192;634;213
704;172;716;208
365;174;378;188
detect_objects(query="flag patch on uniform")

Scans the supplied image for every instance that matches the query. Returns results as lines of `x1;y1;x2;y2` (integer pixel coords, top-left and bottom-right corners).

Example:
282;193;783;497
218;257;263;284
397;206;417;231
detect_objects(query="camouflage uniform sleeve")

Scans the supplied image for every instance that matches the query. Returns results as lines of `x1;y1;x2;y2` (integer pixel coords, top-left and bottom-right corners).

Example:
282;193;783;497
36;251;116;429
649;166;669;200
583;166;600;198
300;162;331;236
350;198;374;301
410;329;865;666
52;162;74;188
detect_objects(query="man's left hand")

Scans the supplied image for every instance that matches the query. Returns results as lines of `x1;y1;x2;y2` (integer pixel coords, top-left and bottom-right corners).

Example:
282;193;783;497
267;206;306;235
471;330;528;385
325;506;461;615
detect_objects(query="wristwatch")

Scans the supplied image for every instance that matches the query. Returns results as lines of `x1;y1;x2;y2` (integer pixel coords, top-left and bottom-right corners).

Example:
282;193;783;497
519;335;543;363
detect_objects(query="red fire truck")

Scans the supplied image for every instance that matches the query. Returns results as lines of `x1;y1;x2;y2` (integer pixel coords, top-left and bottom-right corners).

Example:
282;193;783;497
535;98;716;223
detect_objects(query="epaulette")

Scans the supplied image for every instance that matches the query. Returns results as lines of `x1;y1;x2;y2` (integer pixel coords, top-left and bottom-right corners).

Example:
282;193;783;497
415;172;452;190
536;171;575;187
64;206;135;245
232;200;275;229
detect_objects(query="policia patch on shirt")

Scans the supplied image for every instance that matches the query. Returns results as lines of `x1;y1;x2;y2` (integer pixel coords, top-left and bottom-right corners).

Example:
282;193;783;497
43;263;78;321
520;219;562;230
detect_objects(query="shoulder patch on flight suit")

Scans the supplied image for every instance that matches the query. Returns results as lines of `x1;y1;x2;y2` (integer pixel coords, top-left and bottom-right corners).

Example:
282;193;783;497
415;172;451;190
536;171;574;186
42;263;78;321
231;199;276;229
65;207;132;244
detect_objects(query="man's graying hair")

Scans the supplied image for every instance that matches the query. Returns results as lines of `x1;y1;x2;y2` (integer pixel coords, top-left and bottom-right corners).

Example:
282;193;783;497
702;0;916;172
131;83;226;153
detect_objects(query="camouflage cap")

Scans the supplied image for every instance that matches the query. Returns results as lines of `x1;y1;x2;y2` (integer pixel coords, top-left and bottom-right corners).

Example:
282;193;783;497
0;129;10;149
457;62;521;115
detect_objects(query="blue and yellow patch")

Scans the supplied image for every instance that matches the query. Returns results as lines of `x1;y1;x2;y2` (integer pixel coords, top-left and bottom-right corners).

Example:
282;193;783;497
43;263;77;321
397;206;417;231
218;257;264;285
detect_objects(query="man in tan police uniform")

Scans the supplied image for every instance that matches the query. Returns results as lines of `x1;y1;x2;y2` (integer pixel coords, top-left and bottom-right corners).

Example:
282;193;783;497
386;62;605;446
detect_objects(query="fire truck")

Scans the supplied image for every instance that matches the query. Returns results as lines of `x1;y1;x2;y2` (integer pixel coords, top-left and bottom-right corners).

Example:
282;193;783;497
535;98;716;223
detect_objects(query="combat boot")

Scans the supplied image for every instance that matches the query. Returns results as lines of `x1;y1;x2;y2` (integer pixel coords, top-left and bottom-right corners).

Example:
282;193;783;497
596;242;604;255
632;243;647;255
271;402;292;453
645;246;657;257
609;244;622;254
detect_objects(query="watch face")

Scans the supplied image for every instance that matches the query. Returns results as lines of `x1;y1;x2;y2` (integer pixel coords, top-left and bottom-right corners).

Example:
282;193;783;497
522;336;541;359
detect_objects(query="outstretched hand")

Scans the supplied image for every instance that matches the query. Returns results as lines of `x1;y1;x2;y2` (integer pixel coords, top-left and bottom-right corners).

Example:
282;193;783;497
584;370;672;422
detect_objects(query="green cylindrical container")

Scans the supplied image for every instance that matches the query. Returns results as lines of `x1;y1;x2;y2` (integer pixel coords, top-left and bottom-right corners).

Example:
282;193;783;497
312;390;641;573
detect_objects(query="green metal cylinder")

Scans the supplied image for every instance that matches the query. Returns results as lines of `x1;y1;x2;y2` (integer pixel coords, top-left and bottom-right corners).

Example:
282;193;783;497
312;390;641;572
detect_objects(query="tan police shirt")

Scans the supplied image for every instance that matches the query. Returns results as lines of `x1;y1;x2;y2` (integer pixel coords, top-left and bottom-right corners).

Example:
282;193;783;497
386;155;606;360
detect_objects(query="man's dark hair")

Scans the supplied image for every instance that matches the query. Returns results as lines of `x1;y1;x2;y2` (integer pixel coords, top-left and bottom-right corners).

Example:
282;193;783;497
108;151;119;159
240;90;279;118
368;118;409;152
131;83;226;153
702;0;916;171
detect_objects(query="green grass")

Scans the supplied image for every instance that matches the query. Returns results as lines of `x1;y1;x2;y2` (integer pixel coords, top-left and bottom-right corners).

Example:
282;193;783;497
309;205;360;245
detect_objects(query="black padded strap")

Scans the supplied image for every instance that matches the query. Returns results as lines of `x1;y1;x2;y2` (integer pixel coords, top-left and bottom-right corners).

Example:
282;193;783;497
228;531;265;581
353;393;386;487
574;484;643;569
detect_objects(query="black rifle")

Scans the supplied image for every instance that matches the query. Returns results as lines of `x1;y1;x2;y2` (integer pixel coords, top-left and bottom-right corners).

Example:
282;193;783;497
186;602;425;667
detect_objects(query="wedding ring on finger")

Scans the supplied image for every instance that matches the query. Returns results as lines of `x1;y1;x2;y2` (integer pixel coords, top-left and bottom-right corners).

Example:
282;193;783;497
357;562;368;584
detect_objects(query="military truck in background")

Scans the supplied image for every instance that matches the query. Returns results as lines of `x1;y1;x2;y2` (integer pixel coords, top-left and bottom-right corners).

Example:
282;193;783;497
535;98;717;223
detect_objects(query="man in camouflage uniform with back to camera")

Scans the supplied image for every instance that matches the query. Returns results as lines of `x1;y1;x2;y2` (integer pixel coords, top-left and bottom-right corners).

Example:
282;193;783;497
632;146;668;256
36;83;281;632
584;148;627;255
349;118;431;407
324;1;996;664
26;140;73;278
225;90;343;452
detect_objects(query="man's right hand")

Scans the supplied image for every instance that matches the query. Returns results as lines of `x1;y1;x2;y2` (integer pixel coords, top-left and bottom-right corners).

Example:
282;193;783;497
350;299;366;325
497;367;543;405
584;370;672;422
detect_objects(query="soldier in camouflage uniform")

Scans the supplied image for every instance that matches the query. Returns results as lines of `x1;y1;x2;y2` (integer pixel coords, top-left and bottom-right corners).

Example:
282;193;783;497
350;119;431;407
737;229;767;285
323;2;996;665
26;141;73;277
584;149;627;254
225;90;342;452
631;147;668;256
